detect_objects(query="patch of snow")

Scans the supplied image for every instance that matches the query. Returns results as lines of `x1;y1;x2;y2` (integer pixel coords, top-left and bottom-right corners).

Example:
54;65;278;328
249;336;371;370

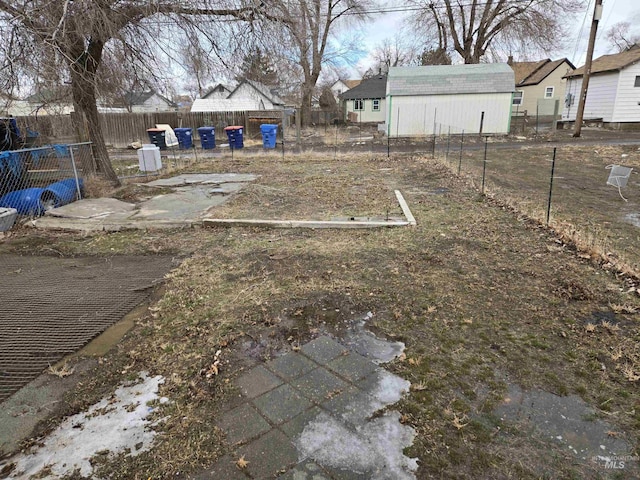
295;411;417;479
4;373;165;480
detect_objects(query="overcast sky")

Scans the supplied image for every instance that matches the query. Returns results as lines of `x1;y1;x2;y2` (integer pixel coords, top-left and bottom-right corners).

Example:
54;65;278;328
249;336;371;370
350;0;637;76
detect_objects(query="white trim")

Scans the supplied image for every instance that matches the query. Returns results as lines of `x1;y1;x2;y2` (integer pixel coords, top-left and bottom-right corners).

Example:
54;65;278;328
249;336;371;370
545;86;555;98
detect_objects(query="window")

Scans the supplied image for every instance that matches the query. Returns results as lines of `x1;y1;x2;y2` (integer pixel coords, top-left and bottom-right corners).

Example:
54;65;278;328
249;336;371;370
372;99;380;111
635;76;640;87
545;86;555;98
354;99;364;111
512;91;523;106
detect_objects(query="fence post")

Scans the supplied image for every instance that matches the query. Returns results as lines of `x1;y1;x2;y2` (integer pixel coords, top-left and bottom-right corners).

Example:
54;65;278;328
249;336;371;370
335;123;338;160
282;122;285;160
69;145;83;200
445;126;451;163
396;107;400;144
458;130;464;175
547;147;557;226
482;136;488;194
479;111;485;136
536;104;540;136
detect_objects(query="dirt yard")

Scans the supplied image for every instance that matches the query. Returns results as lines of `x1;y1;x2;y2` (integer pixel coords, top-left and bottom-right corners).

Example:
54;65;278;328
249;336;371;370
2;145;640;479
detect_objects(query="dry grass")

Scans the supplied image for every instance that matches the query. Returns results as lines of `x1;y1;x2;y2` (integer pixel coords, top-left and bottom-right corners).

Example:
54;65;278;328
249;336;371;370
5;147;640;479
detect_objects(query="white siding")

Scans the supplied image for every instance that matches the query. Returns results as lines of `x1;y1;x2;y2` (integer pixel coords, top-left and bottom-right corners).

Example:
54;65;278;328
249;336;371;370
386;93;512;136
228;83;274;109
612;62;640;122
344;98;386;123
562;73;617;122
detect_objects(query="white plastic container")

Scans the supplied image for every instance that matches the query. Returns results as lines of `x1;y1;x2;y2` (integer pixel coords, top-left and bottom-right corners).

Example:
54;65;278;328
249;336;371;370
0;207;18;231
138;144;162;172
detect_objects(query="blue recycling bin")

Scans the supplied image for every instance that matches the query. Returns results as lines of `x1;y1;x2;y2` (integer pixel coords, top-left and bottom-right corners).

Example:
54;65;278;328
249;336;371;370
197;126;215;149
260;124;278;149
174;128;193;149
224;126;244;149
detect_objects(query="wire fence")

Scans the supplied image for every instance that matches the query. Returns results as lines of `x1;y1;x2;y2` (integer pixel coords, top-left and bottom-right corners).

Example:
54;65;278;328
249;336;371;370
0;143;94;222
429;121;640;274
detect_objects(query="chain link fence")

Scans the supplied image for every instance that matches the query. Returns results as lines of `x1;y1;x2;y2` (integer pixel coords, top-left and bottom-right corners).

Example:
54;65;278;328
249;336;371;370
0;143;93;221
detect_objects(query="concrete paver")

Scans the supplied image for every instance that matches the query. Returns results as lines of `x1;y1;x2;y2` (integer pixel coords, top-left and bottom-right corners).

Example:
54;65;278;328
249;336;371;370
326;351;377;382
266;352;317;381
300;337;346;365
192;455;249;480
253;384;312;424
290;368;349;404
236;365;283;399
216;403;271;445
280;406;324;440
237;430;298;479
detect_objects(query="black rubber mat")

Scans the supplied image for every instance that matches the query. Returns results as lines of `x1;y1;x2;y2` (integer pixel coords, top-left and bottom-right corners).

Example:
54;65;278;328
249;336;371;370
0;254;176;402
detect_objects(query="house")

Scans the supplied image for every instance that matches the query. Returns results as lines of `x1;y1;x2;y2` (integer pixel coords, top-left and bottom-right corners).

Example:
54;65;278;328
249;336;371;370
330;79;361;99
11;89;75;116
562;48;640;128
190;98;263;112
202;84;232;100
123;91;177;113
509;58;575;115
340;76;387;123
386;64;514;136
227;79;285;110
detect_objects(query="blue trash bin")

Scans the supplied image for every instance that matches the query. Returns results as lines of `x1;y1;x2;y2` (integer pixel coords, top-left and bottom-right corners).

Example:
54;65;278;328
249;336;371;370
174;128;193;149
224;126;244;149
197;127;215;149
260;124;278;149
0;187;46;216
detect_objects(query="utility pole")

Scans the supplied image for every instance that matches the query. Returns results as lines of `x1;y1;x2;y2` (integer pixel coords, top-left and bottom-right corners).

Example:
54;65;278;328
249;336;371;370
573;0;603;138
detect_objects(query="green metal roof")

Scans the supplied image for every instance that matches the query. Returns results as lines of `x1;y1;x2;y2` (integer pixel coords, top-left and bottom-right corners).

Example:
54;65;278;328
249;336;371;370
387;64;515;96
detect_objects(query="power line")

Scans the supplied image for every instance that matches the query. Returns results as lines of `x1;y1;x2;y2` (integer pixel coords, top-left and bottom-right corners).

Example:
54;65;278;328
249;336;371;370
571;0;593;64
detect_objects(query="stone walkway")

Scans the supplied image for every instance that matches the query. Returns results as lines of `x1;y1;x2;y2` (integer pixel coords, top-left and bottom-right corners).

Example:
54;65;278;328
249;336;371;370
194;335;417;479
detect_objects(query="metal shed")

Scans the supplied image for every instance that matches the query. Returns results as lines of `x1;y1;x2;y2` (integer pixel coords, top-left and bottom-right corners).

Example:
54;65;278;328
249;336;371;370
386;64;515;136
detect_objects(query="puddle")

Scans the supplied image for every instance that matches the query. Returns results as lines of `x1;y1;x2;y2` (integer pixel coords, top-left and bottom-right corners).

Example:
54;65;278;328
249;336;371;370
1;373;168;479
342;311;406;364
495;384;632;463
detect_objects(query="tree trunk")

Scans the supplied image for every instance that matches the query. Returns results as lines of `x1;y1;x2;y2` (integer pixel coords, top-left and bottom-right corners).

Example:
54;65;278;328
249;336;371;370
300;84;314;128
70;70;120;186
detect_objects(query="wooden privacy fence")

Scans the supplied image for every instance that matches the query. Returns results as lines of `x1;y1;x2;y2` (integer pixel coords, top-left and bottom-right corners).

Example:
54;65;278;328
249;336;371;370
13;110;285;148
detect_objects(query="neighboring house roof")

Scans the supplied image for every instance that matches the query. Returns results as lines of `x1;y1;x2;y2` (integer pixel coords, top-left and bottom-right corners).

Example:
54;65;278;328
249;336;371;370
124;91;177;107
333;79;361;89
25;89;71;104
341;76;387;100
566;49;640;78
388;64;514;96
510;58;575;87
202;84;232;99
190;98;262;112
228;79;286;106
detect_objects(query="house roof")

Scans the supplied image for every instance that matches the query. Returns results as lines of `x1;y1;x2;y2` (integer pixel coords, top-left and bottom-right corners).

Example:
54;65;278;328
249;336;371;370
25;88;71;104
511;58;575;86
387;64;514;96
190;98;263;112
341;76;387;100
566;49;640;78
124;91;177;107
228;79;286;106
202;84;232;99
332;79;361;90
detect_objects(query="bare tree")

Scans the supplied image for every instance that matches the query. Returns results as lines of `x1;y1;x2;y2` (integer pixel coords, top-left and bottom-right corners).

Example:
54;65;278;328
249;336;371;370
0;1;258;185
368;34;421;76
409;0;582;64
605;21;640;53
258;0;371;127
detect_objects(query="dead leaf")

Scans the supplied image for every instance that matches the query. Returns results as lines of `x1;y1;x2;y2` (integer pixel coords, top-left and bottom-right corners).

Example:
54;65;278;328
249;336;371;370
236;456;249;470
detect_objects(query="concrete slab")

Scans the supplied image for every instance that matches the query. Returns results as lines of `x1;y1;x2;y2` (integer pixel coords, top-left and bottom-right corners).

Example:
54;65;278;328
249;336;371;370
279;461;331;480
130;187;228;221
280;406;324;440
190;455;249;480
145;173;257;187
45;198;135;219
326;351;378;382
